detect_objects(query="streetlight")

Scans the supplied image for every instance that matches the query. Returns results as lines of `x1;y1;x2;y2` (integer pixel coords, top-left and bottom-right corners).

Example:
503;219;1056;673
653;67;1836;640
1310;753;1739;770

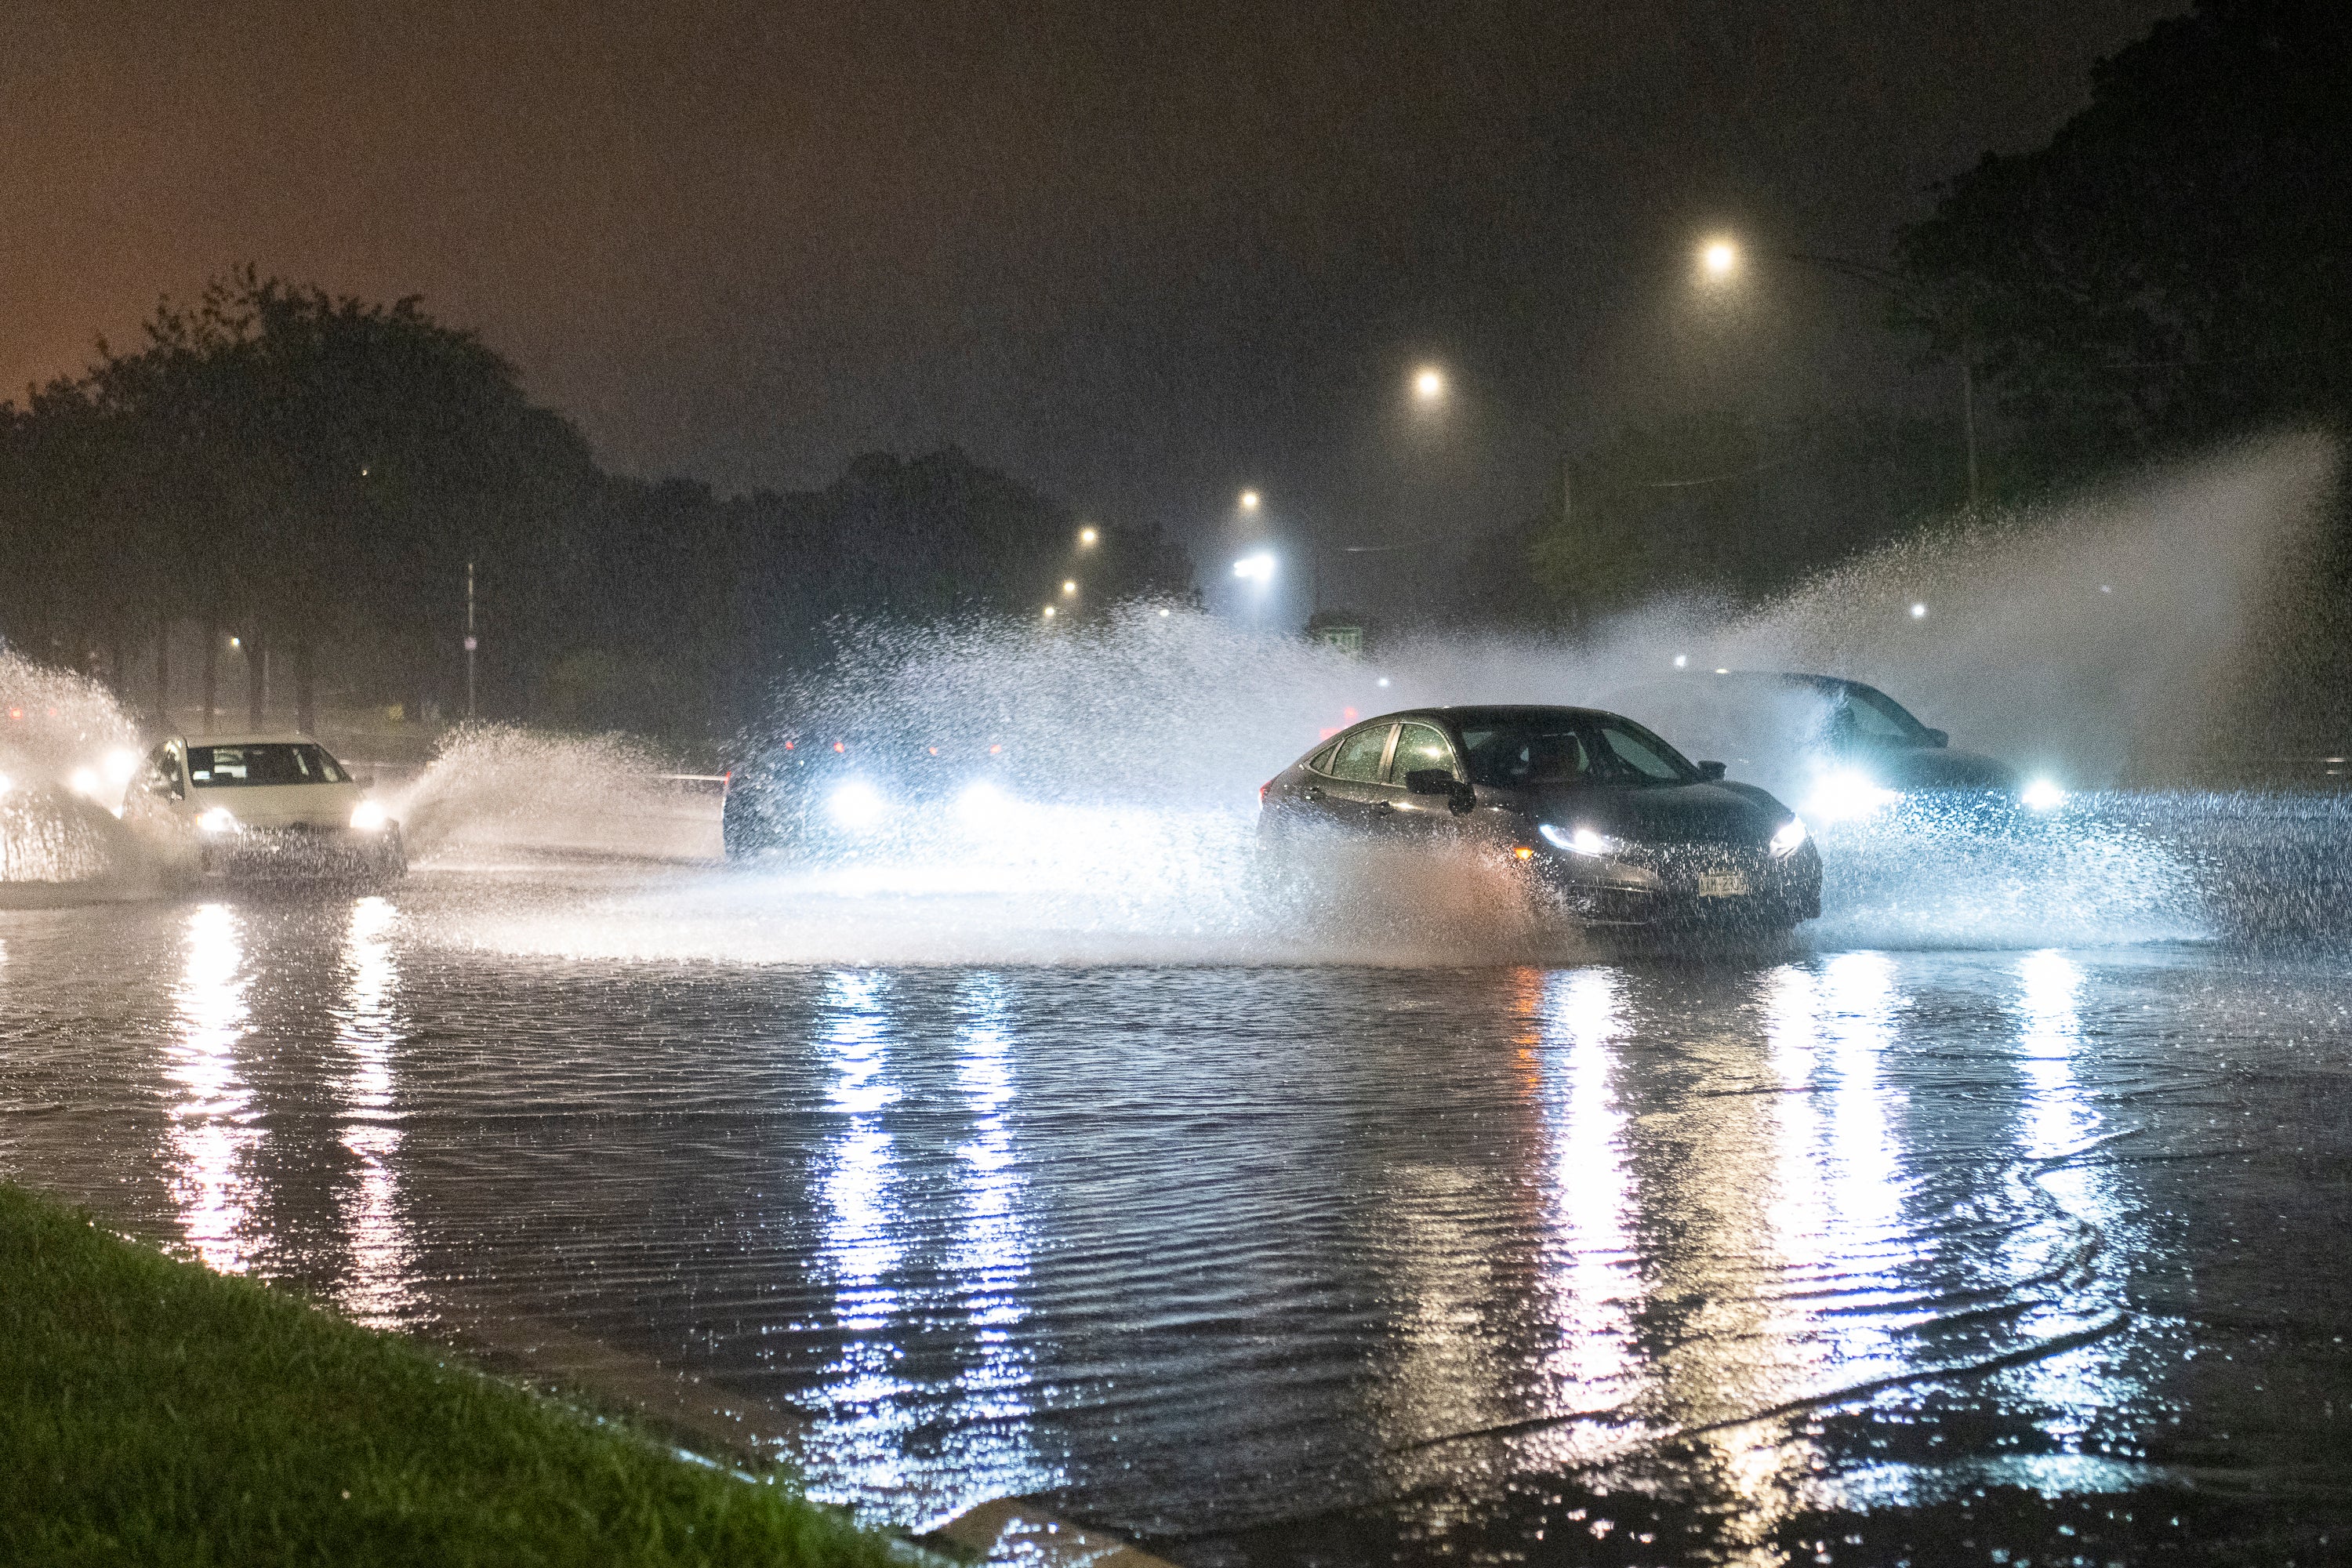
1239;489;1261;513
1412;365;1445;402
1078;526;1098;546
1697;234;1983;510
1062;579;1078;597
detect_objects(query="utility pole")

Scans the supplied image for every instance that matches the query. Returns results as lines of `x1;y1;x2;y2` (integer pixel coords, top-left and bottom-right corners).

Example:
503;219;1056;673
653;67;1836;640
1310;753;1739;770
1786;250;1983;513
464;561;478;720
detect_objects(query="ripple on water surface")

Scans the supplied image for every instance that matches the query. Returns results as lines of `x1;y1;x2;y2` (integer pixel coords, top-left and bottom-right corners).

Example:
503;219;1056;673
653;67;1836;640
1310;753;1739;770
3;880;2350;1563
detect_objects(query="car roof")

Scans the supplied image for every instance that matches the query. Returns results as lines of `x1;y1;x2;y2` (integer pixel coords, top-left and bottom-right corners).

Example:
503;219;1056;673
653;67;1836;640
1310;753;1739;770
1680;670;1871;695
176;731;332;747
1350;704;1627;728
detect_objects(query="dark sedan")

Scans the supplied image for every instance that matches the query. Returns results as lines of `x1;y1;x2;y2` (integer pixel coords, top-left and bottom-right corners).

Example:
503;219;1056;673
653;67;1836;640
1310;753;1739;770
1259;705;1820;929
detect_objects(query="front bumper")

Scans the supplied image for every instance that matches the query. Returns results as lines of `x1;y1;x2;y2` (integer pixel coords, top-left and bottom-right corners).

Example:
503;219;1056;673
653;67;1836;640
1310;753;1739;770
1530;840;1821;927
198;823;405;880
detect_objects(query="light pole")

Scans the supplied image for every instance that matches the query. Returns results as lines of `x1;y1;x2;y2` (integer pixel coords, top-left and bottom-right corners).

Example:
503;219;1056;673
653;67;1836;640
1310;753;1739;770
464;560;478;720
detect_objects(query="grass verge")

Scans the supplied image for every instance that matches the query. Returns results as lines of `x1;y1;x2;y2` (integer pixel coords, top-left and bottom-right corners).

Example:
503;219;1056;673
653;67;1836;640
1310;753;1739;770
0;1182;900;1567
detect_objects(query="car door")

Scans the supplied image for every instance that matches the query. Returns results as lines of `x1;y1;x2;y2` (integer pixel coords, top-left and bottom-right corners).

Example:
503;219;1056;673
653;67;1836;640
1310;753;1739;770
1310;721;1397;834
1379;720;1465;840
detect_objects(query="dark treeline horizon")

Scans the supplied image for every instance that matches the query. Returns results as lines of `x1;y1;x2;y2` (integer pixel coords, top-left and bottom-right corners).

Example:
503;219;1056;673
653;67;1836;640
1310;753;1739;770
0;272;1196;742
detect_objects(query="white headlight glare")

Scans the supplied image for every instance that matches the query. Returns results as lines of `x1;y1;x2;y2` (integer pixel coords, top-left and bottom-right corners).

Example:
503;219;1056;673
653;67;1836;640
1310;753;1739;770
350;800;388;831
2020;777;2067;811
1804;769;1901;822
1539;823;1615;857
956;779;1007;822
1769;815;1808;856
70;767;101;798
827;779;887;831
198;806;238;835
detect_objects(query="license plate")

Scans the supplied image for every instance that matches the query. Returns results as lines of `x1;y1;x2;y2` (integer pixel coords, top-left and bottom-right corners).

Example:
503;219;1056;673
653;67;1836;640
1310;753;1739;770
1697;872;1750;898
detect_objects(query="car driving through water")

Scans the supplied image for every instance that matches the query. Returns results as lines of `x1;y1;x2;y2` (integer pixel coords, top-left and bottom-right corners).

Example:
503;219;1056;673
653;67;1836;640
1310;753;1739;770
124;733;406;884
1610;670;2063;822
722;735;1015;861
1260;704;1821;929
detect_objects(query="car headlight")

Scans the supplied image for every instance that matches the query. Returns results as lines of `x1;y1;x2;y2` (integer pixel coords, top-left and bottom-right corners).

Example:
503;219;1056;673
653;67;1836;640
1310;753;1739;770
198;806;238;835
2020;777;2067;811
1769;815;1808;856
1804;769;1902;822
1539;823;1618;857
827;779;887;831
350;800;388;831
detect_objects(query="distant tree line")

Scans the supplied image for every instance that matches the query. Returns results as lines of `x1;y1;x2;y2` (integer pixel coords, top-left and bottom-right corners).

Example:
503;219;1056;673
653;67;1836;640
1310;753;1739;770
1494;0;2350;634
0;269;1192;740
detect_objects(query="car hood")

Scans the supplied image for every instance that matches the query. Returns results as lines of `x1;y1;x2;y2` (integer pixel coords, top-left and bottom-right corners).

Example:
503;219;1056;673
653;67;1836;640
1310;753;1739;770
1514;780;1787;847
1861;746;2019;791
190;780;364;828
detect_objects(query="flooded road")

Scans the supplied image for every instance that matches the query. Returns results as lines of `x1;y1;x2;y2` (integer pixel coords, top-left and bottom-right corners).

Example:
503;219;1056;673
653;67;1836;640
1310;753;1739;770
2;866;2348;1564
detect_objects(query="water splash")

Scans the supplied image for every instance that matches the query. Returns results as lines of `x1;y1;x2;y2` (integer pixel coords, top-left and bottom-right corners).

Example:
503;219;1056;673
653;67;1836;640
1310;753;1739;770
386;722;716;862
0;649;149;894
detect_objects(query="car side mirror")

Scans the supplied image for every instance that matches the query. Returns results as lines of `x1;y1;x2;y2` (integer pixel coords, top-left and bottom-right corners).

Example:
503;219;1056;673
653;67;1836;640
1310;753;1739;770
1697;760;1727;781
1926;729;1950;749
1403;768;1476;815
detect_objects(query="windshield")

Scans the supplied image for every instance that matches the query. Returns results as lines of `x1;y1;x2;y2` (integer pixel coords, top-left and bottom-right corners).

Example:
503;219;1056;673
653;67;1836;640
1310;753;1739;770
187;743;348;787
1829;683;1934;746
1459;713;1700;789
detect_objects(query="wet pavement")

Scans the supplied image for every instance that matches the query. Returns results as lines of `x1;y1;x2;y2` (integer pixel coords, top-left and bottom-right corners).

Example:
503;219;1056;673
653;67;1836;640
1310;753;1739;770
3;866;2350;1565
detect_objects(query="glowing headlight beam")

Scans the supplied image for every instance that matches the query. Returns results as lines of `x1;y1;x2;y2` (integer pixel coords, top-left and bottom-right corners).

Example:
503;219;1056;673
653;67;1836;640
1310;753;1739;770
1769;816;1808;856
1539;823;1615;857
2020;777;2067;811
350;800;388;832
827;779;887;832
198;806;238;835
1805;770;1902;822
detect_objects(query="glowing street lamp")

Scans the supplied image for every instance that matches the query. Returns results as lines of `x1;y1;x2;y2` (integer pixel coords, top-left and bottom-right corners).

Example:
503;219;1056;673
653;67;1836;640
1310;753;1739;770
1239;489;1261;513
1700;238;1738;281
1042;604;1057;619
1078;526;1098;546
1412;365;1445;402
1062;579;1079;597
1910;601;1927;619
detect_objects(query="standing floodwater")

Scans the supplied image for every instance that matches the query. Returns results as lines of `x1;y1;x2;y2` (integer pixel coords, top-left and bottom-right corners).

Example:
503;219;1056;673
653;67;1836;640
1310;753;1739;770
2;864;2349;1564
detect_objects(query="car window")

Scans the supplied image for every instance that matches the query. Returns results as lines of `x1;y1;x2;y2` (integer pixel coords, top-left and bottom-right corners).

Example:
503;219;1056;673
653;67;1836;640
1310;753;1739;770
1832;684;1932;745
1308;740;1341;774
1327;724;1393;784
188;743;348;786
1388;722;1455;782
1461;723;1592;786
1594;721;1697;783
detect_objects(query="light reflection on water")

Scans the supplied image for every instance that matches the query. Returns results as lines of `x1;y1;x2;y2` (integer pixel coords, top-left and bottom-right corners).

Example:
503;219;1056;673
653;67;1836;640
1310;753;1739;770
2;879;2342;1561
165;903;262;1273
334;895;414;1328
810;972;916;1494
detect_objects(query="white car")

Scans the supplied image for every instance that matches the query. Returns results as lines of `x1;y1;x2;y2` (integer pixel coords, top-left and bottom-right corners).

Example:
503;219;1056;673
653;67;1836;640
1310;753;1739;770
126;733;406;883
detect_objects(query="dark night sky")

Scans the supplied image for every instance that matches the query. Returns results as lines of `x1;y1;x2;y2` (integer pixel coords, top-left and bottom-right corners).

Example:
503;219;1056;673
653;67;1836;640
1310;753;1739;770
1;0;2182;572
